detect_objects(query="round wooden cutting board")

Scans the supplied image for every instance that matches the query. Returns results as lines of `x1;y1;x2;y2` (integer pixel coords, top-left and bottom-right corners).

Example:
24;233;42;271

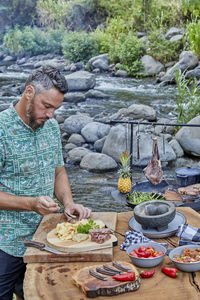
46;228;118;253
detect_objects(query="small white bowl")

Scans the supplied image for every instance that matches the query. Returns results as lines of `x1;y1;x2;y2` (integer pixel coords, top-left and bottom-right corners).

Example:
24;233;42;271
126;242;167;268
168;245;200;272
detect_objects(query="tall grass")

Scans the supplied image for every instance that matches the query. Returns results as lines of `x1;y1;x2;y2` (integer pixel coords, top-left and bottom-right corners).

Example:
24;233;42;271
175;69;200;130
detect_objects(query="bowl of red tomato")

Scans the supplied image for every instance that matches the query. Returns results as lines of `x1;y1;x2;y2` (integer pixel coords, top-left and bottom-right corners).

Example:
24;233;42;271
126;242;167;268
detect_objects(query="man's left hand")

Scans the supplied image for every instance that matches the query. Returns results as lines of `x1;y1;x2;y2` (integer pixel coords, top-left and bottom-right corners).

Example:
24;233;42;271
64;203;91;221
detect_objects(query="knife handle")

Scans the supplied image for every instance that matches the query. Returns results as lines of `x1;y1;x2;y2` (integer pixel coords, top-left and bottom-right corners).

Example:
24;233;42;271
24;240;45;250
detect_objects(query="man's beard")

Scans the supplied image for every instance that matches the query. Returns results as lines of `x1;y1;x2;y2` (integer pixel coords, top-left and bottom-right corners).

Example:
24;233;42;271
26;100;48;130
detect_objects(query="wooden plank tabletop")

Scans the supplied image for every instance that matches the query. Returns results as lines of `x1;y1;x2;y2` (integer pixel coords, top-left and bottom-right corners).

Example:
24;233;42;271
24;207;200;300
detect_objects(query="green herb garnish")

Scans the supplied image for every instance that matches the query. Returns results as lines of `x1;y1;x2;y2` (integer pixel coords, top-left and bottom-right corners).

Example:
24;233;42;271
77;219;100;234
127;191;165;205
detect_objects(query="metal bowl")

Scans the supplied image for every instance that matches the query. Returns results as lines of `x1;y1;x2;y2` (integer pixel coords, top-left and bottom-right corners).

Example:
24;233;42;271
133;200;176;231
126;242;167;268
168;245;200;272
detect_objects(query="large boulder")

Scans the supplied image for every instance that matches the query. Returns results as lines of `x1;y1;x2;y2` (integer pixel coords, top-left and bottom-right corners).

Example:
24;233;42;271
102;125;176;165
160;51;198;83
81;122;110;143
67;147;91;164
62;113;93;134
141;55;164;76
80;153;117;171
65;71;96;91
118;104;157;121
175;116;200;156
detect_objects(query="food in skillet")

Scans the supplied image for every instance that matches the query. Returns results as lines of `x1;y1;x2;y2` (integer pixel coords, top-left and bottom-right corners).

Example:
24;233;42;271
173;247;200;263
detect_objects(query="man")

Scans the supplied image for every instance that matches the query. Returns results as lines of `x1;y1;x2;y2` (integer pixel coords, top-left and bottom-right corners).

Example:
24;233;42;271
0;66;91;300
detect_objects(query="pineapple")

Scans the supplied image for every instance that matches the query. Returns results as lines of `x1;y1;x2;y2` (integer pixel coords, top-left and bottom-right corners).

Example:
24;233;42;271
118;151;132;194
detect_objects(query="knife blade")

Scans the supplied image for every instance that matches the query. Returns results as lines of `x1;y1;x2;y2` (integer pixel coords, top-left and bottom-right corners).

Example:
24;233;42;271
24;240;63;255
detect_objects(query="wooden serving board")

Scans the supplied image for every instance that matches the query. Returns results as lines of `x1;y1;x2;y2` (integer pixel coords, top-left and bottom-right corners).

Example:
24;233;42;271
23;212;118;263
47;228;117;253
72;261;141;298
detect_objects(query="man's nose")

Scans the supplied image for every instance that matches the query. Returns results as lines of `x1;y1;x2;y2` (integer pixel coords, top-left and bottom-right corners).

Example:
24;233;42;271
46;109;54;119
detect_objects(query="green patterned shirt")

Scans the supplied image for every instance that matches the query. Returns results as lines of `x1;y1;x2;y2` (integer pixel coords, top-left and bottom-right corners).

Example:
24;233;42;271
0;102;64;257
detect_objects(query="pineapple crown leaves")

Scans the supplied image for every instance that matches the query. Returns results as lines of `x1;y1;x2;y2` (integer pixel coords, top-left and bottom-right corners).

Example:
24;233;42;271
118;151;132;178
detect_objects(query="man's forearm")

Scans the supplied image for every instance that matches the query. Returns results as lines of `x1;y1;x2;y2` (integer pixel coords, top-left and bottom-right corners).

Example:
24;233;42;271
0;191;34;211
54;166;74;208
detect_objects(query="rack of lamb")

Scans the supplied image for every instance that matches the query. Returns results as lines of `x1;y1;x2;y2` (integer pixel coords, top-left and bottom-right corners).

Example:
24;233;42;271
143;137;163;185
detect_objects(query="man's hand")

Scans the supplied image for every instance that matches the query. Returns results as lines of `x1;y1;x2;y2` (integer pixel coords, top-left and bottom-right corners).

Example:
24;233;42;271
64;203;91;221
32;196;60;215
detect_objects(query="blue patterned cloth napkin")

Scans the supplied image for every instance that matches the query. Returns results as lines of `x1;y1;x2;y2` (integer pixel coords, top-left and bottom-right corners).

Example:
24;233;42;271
176;224;200;246
120;230;168;251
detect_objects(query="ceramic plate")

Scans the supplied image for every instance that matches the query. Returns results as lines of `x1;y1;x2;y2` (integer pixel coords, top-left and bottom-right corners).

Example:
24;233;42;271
128;211;186;238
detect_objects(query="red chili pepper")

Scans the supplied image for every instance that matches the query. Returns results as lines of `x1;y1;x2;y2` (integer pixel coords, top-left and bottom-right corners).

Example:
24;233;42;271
161;267;179;278
140;269;155;278
112;271;136;281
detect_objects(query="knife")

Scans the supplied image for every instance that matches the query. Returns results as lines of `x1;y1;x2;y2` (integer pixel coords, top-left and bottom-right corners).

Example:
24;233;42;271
24;240;63;255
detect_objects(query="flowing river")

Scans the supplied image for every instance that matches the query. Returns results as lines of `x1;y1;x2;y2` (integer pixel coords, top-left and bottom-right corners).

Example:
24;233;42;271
0;70;187;212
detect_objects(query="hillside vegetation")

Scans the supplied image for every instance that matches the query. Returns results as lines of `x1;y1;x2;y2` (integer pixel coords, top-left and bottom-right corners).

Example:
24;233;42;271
1;0;200;76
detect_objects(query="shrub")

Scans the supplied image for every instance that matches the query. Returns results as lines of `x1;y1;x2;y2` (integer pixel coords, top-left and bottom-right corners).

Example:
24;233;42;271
186;19;200;58
2;26;66;56
147;30;182;63
175;69;200;129
108;33;145;76
62;31;101;63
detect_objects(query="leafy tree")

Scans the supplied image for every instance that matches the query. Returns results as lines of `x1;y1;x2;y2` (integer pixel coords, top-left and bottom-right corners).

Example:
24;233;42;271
2;0;37;27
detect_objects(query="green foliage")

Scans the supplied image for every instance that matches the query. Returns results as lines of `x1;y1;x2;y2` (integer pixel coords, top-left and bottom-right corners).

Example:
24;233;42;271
186;19;200;58
2;26;66;56
2;0;37;27
181;0;200;18
175;69;200;129
37;0;69;28
62;31;100;63
147;30;182;63
113;34;145;75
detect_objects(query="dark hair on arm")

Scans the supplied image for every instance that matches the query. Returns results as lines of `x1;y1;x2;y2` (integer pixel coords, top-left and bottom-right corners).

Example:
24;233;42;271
25;65;68;94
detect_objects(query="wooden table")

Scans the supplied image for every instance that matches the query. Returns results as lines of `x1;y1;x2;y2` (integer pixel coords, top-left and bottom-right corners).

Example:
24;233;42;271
24;207;200;300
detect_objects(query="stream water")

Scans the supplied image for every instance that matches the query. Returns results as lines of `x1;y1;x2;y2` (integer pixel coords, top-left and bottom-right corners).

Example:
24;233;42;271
0;70;187;212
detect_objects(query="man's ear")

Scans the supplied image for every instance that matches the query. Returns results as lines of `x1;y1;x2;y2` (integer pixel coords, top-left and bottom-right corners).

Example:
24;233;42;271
24;85;35;100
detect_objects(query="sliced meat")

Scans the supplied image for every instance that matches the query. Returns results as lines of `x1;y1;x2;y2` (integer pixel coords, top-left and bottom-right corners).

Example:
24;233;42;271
89;228;111;244
143;137;163;185
178;184;200;196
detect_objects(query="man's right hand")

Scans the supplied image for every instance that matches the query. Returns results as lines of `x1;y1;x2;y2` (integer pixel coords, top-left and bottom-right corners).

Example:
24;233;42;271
32;196;60;215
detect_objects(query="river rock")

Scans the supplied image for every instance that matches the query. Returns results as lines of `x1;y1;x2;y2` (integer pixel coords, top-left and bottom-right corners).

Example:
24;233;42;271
102;125;128;162
118;104;157;121
34;58;66;70
169;139;184;157
141;55;164;76
85;89;109;99
185;64;200;79
63;92;86;103
115;70;128;77
65;71;96;91
81;122;110;143
165;27;184;40
88;54;109;72
64;143;77;152
160;51;198;83
102;125;176;165
80;153;117;171
67;133;85;145
94;136;106;152
63;113;93;134
67;147;91;164
175;116;200;156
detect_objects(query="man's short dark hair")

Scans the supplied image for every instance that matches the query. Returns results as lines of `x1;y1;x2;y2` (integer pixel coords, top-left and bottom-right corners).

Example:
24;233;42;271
25;65;68;94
